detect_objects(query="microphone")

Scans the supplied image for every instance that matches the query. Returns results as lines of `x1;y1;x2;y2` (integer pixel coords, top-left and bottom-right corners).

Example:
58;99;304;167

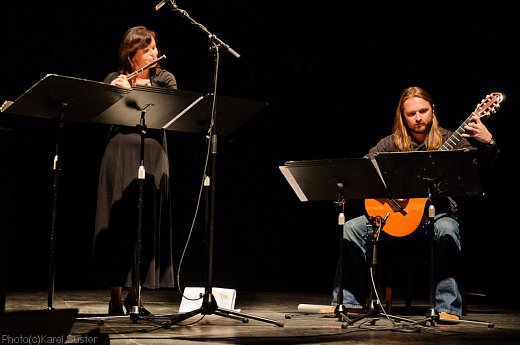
155;0;177;11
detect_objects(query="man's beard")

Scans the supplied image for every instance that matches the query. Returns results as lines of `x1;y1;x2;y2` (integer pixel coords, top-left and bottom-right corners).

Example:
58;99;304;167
411;122;429;134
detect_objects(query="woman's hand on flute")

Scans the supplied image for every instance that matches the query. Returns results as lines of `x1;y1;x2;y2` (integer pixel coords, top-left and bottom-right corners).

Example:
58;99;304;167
110;74;132;89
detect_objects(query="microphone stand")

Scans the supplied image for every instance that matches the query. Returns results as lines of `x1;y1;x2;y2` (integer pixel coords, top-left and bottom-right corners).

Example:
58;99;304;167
155;0;282;328
156;0;240;59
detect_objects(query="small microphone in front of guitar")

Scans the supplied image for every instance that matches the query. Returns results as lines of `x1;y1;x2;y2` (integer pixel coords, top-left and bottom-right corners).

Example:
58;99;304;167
428;204;435;219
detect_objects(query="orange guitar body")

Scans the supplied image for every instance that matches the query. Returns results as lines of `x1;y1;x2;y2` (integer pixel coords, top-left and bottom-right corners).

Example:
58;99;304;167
364;198;429;237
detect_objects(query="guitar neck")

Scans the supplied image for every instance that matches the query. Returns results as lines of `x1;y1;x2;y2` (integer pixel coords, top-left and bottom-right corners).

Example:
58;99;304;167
439;113;476;151
440;92;503;151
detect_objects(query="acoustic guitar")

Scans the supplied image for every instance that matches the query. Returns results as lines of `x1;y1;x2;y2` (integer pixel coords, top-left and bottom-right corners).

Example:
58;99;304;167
365;92;504;237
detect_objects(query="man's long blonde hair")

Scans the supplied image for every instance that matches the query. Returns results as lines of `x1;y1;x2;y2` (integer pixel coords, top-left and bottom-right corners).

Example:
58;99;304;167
392;86;443;152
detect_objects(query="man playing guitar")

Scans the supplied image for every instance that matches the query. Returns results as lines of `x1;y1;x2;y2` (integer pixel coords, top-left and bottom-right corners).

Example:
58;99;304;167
332;86;501;321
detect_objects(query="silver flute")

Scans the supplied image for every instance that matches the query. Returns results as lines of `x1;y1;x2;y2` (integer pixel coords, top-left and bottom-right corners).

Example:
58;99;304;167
126;54;166;80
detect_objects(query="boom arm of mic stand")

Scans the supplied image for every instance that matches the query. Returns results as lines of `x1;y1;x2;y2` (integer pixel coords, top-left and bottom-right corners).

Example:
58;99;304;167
156;0;241;59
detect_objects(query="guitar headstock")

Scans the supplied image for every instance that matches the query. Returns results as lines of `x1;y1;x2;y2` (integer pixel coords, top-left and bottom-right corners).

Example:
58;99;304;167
474;92;504;118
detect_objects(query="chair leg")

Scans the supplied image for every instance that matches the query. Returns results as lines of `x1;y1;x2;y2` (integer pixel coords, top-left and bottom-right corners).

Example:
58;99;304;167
385;286;393;314
405;264;413;309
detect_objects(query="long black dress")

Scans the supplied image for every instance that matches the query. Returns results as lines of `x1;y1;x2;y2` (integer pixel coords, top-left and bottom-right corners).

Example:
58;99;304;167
92;68;176;289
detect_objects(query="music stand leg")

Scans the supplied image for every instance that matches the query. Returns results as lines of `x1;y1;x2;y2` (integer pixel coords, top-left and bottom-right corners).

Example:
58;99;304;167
76;111;150;325
418;204;494;328
47;105;67;310
127;112;147;320
427;210;438;325
333;191;351;323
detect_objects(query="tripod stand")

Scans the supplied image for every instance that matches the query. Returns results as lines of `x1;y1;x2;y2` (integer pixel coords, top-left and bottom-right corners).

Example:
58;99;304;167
279;157;389;323
155;0;282;328
329;185;410;326
339;213;417;328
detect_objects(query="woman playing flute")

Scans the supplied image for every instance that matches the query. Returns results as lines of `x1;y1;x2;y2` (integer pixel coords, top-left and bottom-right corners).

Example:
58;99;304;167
92;25;177;316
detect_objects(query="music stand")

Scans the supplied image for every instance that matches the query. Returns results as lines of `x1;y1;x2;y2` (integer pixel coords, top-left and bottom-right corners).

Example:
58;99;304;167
2;74;129;311
280;151;493;328
2;74;202;317
94;85;204;129
374;149;494;327
162;92;267;137
96;83;273;325
373;149;484;199
280;157;390;323
3;74;130;123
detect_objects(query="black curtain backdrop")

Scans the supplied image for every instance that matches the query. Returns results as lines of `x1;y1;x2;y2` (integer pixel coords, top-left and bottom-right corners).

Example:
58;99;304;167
1;1;517;305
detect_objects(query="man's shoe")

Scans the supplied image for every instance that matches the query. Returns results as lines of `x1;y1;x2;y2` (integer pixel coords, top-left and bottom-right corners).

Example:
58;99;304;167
345;307;365;314
438;311;460;323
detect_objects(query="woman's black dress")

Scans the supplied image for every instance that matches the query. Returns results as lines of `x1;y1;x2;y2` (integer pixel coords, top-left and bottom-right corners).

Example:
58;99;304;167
92;68;176;288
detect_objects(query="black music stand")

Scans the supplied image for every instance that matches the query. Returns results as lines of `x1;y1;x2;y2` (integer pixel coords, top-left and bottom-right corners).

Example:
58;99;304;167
373;149;484;199
82;76;272;326
280;150;493;328
2;74;129;311
280;157;390;323
374;149;494;327
2;74;201;317
3;74;130;123
96;83;273;325
162;92;267;137
94;85;204;129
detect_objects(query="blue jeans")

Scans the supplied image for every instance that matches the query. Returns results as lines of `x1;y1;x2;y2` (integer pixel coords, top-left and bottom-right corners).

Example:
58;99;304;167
332;213;463;316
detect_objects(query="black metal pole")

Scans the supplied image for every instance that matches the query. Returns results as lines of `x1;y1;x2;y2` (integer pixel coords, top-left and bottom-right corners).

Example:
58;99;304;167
47;103;66;310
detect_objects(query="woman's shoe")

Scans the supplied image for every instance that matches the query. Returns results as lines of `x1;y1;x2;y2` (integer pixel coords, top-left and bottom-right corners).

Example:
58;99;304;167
124;296;151;316
108;299;125;316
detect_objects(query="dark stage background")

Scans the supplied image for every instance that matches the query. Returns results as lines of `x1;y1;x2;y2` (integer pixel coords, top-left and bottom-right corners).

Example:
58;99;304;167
1;1;518;305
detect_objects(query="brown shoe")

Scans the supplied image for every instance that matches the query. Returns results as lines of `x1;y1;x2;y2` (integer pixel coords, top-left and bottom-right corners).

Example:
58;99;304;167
438;311;460;323
345;307;365;314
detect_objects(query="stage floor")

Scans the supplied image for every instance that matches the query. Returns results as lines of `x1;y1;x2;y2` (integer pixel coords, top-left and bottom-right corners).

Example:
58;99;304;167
2;289;519;344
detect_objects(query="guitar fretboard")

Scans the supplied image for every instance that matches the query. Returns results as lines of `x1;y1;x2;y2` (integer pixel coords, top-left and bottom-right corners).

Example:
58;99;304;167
440;92;503;151
440;114;475;151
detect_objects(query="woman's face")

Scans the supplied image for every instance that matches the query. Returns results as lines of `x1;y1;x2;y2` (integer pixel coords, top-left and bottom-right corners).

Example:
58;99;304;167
131;37;158;70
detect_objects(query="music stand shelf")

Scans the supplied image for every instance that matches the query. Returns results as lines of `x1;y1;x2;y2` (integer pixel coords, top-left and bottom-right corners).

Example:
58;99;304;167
2;74;266;133
279;157;388;202
374;150;484;199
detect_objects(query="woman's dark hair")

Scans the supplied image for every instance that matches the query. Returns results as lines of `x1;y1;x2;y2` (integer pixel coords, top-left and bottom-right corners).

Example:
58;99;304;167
118;26;159;74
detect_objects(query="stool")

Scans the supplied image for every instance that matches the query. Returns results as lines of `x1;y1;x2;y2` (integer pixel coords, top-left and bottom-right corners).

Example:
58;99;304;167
378;231;429;314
